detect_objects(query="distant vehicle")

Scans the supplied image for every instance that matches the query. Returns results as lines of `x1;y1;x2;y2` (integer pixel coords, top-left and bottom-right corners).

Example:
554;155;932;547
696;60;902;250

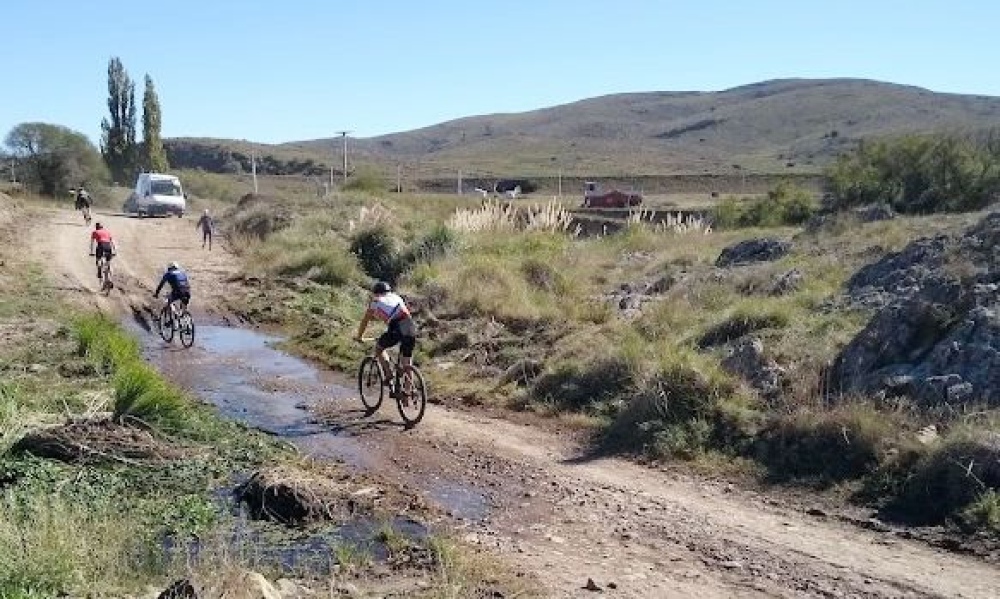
494;179;537;195
582;181;642;208
122;173;186;217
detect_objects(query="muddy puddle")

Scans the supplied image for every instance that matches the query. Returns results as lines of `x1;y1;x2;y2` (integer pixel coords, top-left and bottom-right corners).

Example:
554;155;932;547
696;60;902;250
129;321;490;522
162;511;429;576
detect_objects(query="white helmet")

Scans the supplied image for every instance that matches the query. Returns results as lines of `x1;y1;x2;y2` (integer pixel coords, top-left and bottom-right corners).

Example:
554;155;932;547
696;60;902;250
167;261;180;271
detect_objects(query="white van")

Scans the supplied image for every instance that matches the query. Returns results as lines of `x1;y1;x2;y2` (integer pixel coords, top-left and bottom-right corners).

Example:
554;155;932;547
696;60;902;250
122;173;186;217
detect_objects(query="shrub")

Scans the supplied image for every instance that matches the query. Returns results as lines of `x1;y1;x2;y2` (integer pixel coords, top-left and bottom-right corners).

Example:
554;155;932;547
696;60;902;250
342;167;386;194
711;183;818;229
825;132;1000;214
228;196;292;240
961;490;1000;534
602;350;740;458
402;224;458;266
697;308;790;348
531;355;637;413
756;405;892;484
886;434;1000;525
275;247;357;285
520;258;566;293
349;225;401;283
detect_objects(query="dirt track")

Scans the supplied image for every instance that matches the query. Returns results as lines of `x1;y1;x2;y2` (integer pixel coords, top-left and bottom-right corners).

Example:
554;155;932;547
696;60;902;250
30;206;234;318
30;205;1000;598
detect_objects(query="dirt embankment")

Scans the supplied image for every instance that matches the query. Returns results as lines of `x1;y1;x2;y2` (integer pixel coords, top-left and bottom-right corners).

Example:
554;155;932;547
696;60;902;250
27;204;1000;598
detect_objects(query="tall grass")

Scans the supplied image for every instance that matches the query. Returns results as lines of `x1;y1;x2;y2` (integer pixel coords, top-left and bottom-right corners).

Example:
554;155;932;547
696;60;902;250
625;207;714;234
0;383;31;457
113;364;191;431
71;314;195;430
0;492;157;596
73;314;139;373
447;200;518;233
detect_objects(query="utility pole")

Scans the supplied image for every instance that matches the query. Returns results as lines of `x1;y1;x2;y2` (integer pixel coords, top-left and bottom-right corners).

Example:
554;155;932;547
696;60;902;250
396;163;402;193
457;169;463;195
558;168;563;198
335;131;351;183
251;150;258;194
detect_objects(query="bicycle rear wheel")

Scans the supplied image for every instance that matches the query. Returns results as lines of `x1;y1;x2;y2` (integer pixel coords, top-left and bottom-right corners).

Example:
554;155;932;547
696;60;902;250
101;264;113;293
396;366;427;428
178;312;195;348
357;357;384;413
158;304;175;343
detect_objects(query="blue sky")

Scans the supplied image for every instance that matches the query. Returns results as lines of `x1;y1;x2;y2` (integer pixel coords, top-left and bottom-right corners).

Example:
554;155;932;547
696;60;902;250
1;0;995;144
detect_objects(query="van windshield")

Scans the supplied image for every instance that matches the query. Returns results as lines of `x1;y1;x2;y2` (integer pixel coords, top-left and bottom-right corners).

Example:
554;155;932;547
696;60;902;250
151;180;182;196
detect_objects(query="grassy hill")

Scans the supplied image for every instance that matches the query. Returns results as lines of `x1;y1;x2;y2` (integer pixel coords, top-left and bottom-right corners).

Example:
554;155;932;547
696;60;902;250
166;78;1000;182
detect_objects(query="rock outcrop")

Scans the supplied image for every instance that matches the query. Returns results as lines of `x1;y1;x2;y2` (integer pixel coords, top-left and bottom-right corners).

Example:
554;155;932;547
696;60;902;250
832;212;1000;405
716;238;792;267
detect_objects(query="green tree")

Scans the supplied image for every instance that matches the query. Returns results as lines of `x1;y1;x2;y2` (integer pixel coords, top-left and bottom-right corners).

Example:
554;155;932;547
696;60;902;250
100;57;137;183
825;133;1000;214
141;74;168;173
4;123;108;196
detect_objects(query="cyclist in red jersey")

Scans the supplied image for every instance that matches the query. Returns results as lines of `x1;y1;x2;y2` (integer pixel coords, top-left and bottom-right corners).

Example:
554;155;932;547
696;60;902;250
89;223;117;280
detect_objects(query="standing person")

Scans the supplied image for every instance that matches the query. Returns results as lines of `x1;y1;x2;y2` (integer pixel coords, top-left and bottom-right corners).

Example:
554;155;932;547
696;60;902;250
195;209;215;250
354;281;417;394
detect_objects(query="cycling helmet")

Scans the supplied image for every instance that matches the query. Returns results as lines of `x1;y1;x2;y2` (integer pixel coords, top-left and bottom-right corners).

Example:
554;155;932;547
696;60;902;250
94;222;103;229
167;261;180;271
372;281;391;294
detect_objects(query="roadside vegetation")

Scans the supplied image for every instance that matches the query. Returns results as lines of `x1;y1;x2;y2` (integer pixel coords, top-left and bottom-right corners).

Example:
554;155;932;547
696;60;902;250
218;132;1000;543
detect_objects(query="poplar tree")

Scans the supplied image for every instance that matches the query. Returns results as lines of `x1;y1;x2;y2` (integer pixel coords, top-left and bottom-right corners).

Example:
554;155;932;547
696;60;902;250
141;74;169;172
99;57;137;182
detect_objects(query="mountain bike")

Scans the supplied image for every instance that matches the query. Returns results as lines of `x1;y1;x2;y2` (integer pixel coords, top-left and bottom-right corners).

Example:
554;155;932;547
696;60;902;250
155;298;196;348
91;252;114;294
81;205;91;226
97;256;113;293
357;338;427;428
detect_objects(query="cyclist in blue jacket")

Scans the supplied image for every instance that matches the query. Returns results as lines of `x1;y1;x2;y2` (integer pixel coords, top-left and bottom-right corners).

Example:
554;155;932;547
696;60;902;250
153;262;191;316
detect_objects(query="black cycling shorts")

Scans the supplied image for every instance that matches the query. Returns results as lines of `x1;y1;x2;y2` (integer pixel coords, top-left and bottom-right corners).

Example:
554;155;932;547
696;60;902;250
95;242;113;261
378;318;417;358
169;289;191;307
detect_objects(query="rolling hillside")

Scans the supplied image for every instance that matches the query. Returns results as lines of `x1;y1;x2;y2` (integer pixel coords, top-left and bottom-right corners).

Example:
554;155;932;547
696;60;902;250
166;78;1000;181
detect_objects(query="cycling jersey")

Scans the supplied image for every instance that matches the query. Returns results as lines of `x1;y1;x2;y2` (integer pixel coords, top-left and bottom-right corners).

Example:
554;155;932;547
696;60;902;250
91;229;113;244
155;270;190;297
368;292;411;323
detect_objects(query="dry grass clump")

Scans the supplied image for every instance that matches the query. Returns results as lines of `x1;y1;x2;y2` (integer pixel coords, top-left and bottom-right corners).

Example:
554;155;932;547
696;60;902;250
448;199;580;235
447;200;518;233
348;200;394;233
524;200;580;235
625;207;713;235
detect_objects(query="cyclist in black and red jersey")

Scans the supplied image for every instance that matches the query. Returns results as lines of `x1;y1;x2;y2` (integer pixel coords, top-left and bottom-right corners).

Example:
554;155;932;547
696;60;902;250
88;222;116;279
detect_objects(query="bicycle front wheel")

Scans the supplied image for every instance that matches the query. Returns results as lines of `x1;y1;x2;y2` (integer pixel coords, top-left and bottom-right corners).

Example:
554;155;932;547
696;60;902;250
357;357;384;413
178;312;195;348
158;304;175;343
396;366;427;428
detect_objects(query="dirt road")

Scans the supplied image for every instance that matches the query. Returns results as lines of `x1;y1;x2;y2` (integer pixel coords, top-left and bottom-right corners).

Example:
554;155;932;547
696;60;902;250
30;206;234;317
31;206;1000;598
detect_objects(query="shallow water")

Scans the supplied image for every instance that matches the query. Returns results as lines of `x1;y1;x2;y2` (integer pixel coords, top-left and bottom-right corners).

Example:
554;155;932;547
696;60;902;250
133;322;490;521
